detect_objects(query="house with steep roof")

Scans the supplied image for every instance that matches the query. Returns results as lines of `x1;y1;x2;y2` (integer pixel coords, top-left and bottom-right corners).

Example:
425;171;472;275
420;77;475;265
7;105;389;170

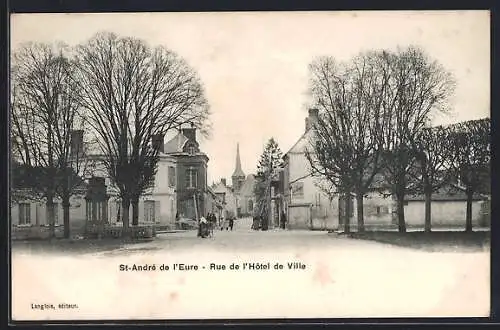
282;109;340;230
162;123;209;222
282;109;491;231
282;109;395;230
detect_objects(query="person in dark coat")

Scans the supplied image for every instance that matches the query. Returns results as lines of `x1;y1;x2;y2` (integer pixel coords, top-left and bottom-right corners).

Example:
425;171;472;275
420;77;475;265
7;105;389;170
280;211;287;229
229;217;234;231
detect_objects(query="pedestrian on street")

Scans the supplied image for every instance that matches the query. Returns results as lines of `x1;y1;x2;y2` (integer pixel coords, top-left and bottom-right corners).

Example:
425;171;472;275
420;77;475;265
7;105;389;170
229;218;234;231
281;211;287;229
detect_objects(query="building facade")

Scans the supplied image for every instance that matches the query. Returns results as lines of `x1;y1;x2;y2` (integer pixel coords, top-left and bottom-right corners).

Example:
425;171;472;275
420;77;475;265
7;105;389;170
212;178;238;220
282;109;395;231
163;124;209;221
11;128;188;236
282;109;490;231
238;174;256;217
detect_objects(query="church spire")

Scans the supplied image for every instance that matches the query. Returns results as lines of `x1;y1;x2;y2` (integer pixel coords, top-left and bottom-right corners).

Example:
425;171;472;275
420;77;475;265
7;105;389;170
232;142;245;178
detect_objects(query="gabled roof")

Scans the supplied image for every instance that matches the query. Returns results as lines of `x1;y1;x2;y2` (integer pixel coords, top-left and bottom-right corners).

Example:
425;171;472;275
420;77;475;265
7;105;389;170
284;129;315;157
212;181;233;194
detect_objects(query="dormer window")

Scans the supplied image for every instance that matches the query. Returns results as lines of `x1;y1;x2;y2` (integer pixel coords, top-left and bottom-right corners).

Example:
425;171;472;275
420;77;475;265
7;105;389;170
188;146;196;155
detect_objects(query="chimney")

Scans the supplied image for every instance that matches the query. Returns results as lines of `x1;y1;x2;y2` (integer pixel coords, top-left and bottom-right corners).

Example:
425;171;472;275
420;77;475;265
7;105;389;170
152;134;164;153
305;108;319;132
221;178;226;186
70;130;84;157
181;122;196;143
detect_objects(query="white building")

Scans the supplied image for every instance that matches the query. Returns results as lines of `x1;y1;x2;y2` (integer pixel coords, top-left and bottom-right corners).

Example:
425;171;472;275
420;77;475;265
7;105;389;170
282;109;490;231
11;131;178;236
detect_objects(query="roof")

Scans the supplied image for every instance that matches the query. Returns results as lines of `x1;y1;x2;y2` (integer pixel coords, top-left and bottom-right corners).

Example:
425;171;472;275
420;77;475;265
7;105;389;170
284;129;314;157
212;181;233;194
163;133;189;154
405;183;488;202
239;174;256;196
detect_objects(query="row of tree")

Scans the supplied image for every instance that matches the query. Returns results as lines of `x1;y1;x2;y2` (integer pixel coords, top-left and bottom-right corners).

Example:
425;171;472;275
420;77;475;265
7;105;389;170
305;46;490;233
11;32;211;238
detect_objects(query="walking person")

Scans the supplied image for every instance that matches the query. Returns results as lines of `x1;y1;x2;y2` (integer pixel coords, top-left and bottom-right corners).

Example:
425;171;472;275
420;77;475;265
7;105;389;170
229;217;234;231
199;216;209;238
281;211;287;229
208;213;215;237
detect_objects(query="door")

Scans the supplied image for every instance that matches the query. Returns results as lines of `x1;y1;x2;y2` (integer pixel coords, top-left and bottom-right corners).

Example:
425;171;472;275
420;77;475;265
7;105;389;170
288;205;311;229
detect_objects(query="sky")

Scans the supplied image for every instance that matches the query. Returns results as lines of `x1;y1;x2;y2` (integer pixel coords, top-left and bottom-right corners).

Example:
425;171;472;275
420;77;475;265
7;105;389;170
10;11;490;185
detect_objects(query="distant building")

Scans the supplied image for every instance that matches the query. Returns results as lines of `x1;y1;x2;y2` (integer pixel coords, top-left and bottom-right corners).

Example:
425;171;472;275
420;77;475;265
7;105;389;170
212;178;237;220
231;143;257;217
204;186;224;220
239;174;256;217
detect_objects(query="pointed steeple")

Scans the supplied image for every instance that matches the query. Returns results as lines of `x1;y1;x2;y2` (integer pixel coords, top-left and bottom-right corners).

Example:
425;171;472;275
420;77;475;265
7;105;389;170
232;143;245;178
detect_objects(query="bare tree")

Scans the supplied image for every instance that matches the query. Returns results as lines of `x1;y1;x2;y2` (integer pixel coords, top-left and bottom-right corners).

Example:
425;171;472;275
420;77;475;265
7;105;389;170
11;42;87;239
74;32;210;233
410;125;456;232
379;46;455;233
305;52;390;233
448;118;490;232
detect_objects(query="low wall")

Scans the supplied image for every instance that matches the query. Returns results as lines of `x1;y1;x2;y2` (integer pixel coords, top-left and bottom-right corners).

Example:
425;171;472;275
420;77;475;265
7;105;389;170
404;200;490;228
11;225;64;240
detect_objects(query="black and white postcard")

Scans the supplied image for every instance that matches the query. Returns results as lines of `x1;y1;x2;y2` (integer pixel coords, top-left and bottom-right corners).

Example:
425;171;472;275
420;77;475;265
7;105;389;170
9;10;491;320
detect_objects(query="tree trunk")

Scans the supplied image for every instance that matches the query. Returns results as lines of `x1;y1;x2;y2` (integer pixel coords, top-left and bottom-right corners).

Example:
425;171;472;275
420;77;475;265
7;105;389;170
132;198;139;226
46;192;56;239
396;193;406;233
122;197;130;236
62;194;71;239
344;193;351;234
267;181;272;230
356;193;364;233
465;188;473;232
424;190;432;233
338;196;343;228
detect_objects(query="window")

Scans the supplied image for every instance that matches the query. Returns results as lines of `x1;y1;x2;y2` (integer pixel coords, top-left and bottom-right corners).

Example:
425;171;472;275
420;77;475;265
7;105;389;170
291;182;304;199
188;146;196;155
18;203;31;225
186;168;198;188
168;166;176;187
376;206;381;215
144;200;156;222
248;199;254;211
